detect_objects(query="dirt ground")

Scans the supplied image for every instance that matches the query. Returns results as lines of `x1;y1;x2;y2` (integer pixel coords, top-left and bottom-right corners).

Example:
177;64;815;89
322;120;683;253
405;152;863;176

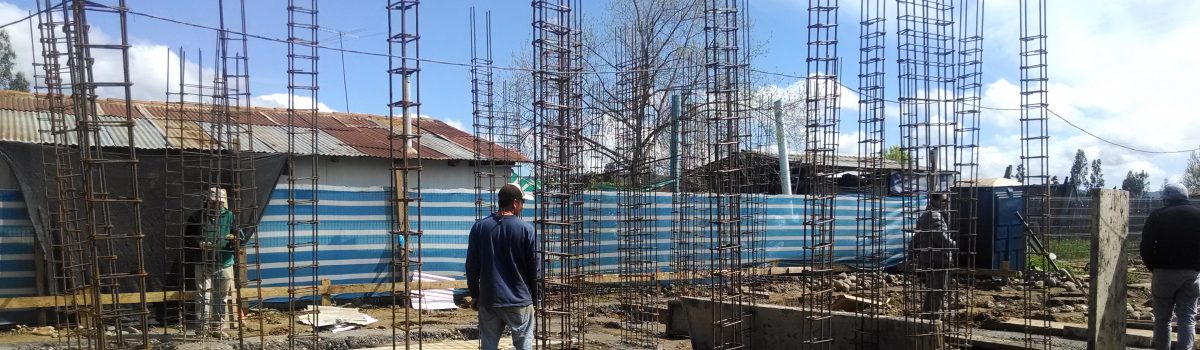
0;260;1153;349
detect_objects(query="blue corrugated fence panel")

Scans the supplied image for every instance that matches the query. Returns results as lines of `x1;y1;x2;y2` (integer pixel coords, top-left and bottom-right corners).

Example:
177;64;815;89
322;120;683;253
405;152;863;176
0;189;39;297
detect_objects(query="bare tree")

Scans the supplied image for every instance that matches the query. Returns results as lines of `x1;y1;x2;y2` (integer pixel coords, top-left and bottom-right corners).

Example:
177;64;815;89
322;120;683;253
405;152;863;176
498;0;810;184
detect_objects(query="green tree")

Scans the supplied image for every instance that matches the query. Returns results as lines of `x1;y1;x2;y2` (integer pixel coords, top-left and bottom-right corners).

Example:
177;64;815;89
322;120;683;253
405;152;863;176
1121;170;1150;197
1089;159;1104;190
0;29;29;92
883;145;910;163
1068;149;1089;191
1184;148;1200;195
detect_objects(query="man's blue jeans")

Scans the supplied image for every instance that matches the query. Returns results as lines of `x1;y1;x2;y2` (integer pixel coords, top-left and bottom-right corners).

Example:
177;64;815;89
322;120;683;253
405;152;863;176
1152;269;1200;350
478;304;534;350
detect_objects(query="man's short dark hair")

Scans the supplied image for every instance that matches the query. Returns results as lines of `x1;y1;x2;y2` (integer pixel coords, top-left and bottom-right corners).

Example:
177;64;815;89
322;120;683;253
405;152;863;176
497;183;524;209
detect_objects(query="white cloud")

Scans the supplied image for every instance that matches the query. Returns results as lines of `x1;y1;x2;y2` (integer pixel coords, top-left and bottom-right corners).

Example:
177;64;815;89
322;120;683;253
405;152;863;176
253;93;335;112
432;116;466;131
0;2;212;103
976;1;1200;187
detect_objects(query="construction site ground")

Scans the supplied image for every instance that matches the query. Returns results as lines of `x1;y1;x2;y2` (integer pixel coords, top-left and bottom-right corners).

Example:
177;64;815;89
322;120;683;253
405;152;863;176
0;256;1154;349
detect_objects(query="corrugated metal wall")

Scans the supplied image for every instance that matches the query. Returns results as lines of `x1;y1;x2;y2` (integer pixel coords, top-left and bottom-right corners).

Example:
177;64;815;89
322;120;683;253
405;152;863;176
247;187;917;289
0;184;916;297
0;189;37;298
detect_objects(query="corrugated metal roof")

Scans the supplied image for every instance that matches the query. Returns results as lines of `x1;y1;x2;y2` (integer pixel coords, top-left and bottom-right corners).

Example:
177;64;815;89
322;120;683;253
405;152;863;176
157;118;217;150
0;91;529;162
249;125;364;156
193;121;256;152
419;133;477;160
0;110;51;144
97;115;168;149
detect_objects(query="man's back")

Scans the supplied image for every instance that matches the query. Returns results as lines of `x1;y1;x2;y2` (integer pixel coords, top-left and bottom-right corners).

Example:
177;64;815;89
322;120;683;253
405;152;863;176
1142;202;1200;271
466;213;539;308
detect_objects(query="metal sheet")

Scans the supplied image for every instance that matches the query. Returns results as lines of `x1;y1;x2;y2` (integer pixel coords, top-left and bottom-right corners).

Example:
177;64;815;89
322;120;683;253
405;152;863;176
160;119;217;150
419;133;477;160
0;110;77;146
96;115;168;149
0;93;526;162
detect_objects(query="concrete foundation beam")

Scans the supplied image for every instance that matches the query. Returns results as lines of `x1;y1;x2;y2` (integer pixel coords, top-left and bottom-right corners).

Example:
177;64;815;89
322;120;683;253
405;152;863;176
674;296;943;350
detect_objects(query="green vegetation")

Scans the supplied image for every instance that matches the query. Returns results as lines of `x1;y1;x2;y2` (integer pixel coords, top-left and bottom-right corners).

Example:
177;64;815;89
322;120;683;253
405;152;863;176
1028;238;1090;275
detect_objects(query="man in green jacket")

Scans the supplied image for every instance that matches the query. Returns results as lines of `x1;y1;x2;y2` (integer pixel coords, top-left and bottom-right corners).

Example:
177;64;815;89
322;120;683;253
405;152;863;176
184;187;245;338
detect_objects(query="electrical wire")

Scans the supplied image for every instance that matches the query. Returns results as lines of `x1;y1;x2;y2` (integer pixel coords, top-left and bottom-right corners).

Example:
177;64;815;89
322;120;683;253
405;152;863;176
0;3;55;29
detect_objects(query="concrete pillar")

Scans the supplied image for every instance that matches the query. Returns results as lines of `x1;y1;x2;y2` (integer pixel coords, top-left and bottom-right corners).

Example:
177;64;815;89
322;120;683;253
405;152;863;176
670;94;681;192
1088;188;1129;350
773;100;791;194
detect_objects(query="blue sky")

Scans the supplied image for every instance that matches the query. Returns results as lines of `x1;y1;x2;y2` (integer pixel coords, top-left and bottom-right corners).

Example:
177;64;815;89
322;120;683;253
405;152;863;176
0;0;1196;187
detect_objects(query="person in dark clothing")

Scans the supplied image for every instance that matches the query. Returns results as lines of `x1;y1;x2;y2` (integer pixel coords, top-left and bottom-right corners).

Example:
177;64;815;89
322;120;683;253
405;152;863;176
1141;183;1200;350
182;187;247;338
911;193;956;320
466;183;539;350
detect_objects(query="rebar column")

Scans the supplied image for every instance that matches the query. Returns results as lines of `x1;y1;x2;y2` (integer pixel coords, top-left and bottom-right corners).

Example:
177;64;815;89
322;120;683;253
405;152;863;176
615;38;659;348
803;0;841;348
950;0;985;348
386;1;424;348
703;0;753;348
896;0;958;347
1019;0;1051;348
471;7;497;221
66;1;151;348
854;0;886;348
214;0;260;344
163;47;231;343
35;1;88;347
287;0;321;348
532;0;588;348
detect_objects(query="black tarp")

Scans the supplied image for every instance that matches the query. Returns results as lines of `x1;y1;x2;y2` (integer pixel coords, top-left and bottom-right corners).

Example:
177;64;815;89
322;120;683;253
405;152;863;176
0;141;287;293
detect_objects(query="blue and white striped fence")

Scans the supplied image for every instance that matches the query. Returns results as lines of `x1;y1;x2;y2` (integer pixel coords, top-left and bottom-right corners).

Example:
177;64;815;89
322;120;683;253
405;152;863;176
0;189;38;298
0;186;919;294
248;186;918;287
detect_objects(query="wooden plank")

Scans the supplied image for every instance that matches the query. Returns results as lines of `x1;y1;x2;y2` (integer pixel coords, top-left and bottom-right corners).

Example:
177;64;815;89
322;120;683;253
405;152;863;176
0;264;812;310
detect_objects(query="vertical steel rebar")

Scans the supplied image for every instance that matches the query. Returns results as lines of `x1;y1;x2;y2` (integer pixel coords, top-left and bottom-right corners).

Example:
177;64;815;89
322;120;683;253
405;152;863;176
854;0;886;347
896;0;958;348
532;0;588;348
951;0;984;347
63;1;151;348
36;0;87;347
286;0;321;348
386;1;423;348
214;0;259;344
803;0;840;348
703;0;752;348
1019;0;1051;348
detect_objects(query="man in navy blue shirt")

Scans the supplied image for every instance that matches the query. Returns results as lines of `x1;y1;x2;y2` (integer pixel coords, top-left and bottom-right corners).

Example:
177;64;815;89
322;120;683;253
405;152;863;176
466;183;539;350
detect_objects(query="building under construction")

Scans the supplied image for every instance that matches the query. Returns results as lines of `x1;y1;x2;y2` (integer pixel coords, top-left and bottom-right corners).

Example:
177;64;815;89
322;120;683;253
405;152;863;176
0;0;1149;349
